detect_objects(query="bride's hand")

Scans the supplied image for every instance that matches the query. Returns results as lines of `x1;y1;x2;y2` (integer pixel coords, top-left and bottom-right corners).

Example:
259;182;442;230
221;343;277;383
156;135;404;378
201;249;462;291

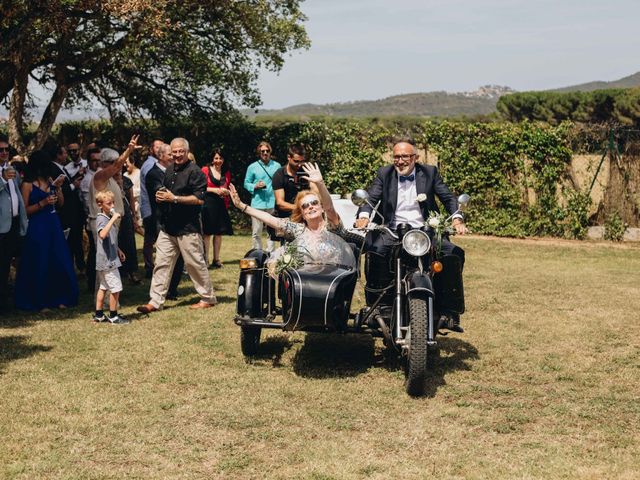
228;184;245;209
301;162;323;184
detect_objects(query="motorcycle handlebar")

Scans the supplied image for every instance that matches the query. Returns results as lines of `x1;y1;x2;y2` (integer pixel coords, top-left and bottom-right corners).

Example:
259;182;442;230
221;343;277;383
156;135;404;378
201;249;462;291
350;224;399;240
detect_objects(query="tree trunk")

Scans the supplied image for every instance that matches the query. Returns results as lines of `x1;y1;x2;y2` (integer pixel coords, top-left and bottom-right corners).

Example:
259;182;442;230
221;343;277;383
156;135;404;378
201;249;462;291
6;64;29;154
0;63;17;100
28;82;69;153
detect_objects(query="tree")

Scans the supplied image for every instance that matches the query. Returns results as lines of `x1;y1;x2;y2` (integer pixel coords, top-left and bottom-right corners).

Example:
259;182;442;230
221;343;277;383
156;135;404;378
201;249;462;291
0;0;309;153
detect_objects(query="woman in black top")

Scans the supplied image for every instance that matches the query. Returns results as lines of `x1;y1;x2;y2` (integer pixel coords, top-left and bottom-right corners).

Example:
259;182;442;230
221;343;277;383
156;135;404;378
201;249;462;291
201;148;233;268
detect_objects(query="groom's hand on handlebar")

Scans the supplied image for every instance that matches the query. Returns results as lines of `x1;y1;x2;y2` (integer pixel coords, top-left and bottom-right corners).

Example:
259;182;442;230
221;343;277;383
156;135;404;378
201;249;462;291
354;217;369;229
453;219;468;235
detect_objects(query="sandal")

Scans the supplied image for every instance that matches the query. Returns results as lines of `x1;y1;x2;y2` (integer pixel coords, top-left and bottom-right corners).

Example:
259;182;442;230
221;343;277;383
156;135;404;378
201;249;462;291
210;260;223;269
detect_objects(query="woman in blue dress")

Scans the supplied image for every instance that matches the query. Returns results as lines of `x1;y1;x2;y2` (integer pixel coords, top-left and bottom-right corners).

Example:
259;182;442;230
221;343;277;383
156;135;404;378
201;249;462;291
15;150;79;311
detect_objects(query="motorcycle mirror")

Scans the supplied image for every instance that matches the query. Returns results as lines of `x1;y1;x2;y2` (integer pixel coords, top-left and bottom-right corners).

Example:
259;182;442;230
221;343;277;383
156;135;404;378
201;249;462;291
351;189;370;207
457;193;470;209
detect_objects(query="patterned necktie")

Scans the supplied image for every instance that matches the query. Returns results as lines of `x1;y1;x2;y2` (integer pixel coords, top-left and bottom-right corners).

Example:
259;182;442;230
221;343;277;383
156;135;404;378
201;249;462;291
399;174;415;183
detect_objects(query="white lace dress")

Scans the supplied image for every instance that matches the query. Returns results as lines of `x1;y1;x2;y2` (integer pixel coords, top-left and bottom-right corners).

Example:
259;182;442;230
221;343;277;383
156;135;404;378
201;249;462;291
267;219;357;276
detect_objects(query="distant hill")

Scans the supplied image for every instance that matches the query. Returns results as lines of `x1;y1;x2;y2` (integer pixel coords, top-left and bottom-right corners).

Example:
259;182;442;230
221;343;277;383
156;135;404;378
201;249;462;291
249;85;514;118
551;71;640;93
250;72;640;119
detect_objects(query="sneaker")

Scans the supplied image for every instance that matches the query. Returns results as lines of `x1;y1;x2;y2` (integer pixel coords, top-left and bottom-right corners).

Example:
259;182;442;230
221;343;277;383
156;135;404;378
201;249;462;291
92;314;107;323
107;314;131;325
210;260;223;269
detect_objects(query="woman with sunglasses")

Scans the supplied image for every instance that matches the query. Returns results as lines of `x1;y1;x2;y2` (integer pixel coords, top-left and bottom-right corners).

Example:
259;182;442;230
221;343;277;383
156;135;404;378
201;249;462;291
229;163;355;270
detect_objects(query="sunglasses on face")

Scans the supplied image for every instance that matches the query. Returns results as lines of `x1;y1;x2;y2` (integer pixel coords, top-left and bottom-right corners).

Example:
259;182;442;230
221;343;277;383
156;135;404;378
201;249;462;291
301;199;320;210
68;149;78;153
393;154;415;162
0;147;9;153
260;149;270;154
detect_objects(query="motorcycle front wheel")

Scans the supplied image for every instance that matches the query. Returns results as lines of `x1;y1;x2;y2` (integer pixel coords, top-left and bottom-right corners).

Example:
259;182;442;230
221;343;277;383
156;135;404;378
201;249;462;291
405;294;429;396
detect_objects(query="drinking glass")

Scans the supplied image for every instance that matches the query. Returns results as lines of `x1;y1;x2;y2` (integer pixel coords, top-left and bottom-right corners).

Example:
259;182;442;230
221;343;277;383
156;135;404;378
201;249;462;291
49;184;57;213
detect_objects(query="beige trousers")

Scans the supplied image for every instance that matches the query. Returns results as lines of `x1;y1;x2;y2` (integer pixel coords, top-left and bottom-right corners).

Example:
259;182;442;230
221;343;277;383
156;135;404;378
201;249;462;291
149;231;216;308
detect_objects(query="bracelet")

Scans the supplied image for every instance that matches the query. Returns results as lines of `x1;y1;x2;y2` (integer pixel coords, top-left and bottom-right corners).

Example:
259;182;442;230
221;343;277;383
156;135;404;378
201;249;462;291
242;205;248;213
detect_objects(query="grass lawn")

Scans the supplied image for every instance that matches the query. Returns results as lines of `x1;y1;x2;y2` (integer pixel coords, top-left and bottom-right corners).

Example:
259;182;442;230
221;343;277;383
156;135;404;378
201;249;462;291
1;235;639;479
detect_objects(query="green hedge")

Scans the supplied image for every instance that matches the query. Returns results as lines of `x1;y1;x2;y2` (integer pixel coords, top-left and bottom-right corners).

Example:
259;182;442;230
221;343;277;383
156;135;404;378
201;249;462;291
13;118;596;239
496;88;640;126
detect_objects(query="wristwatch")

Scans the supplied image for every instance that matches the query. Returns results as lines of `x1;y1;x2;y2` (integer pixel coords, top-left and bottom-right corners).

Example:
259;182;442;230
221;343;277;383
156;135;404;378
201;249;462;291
173;195;178;204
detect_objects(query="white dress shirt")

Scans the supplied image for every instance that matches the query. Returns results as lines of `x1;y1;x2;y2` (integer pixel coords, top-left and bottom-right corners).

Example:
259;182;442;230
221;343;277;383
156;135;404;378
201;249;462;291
64;158;87;179
80;168;97;213
1;164;20;217
391;169;424;228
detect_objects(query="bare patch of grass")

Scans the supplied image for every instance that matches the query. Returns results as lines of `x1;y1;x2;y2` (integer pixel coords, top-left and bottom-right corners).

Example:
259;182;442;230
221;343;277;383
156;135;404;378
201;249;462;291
1;235;639;479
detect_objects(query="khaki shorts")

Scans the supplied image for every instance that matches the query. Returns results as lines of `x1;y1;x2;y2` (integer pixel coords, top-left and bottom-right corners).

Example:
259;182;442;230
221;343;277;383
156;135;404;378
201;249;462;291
97;268;123;293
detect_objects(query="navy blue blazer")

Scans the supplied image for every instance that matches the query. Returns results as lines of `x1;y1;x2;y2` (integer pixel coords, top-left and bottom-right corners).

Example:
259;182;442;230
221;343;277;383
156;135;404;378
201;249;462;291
358;163;459;225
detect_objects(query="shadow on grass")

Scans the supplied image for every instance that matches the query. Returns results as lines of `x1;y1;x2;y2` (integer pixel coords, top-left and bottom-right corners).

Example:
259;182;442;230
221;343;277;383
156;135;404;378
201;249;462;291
246;333;294;367
287;332;478;395
0;335;52;374
421;336;479;398
0;305;90;328
291;333;375;379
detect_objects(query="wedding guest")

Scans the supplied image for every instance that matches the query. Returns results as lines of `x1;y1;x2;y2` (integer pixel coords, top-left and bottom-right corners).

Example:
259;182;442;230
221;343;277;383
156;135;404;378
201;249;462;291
137;138;216;314
271;143;317;243
145;143;182;299
49;143;86;274
0;136;28;313
201;148;233;268
243;141;279;252
115;167;140;284
139;139;164;278
15;150;78;311
124;155;142;231
86;135;139;291
93;190;129;324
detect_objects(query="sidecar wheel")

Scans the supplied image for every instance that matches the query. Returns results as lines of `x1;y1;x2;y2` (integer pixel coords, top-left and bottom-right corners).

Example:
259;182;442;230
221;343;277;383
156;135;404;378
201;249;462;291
405;295;429;397
240;326;262;356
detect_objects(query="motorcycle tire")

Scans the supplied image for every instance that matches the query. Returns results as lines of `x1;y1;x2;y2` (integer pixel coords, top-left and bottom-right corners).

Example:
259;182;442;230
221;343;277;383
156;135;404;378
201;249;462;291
240;326;262;356
405;294;429;396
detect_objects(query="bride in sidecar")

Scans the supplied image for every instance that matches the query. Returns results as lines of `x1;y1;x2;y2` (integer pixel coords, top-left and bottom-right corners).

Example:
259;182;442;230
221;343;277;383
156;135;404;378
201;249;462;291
228;162;356;273
229;163;360;354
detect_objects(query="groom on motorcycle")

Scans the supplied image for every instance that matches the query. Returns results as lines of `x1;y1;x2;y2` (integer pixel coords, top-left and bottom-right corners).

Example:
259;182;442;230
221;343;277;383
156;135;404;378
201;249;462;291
354;136;468;332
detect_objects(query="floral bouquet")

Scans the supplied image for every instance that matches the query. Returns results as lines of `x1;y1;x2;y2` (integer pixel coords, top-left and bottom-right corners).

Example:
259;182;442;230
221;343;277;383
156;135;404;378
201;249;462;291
269;241;308;277
425;211;454;258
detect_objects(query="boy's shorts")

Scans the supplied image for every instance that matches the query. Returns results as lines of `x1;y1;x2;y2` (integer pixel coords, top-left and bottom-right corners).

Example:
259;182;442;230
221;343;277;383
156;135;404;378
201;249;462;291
97;268;123;293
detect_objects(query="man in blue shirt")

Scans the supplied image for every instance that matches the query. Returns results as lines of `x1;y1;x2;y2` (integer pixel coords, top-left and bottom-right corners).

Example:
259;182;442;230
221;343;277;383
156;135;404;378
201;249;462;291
243;141;280;252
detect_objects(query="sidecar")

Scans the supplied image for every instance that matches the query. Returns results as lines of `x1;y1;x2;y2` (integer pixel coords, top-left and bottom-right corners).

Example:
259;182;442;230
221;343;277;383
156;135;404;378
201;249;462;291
234;248;359;356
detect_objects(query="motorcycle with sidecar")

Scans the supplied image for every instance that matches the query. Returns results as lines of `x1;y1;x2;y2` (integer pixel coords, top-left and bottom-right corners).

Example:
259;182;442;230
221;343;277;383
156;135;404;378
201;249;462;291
234;191;469;396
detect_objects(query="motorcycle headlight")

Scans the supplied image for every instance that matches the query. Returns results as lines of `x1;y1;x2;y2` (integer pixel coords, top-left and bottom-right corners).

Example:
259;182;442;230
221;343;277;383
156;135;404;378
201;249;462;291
402;230;431;257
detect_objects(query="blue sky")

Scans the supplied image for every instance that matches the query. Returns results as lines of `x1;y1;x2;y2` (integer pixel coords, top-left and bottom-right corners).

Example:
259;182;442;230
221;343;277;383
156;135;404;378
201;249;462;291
256;0;640;108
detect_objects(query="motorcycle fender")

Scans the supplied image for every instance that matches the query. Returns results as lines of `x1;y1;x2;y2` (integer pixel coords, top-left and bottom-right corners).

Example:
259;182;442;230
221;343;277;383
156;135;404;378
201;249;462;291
236;249;271;318
405;271;434;299
433;254;465;314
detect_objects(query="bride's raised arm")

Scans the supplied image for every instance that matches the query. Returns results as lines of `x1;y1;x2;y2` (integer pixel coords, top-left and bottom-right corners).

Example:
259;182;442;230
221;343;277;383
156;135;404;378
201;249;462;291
228;184;285;230
301;162;340;226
